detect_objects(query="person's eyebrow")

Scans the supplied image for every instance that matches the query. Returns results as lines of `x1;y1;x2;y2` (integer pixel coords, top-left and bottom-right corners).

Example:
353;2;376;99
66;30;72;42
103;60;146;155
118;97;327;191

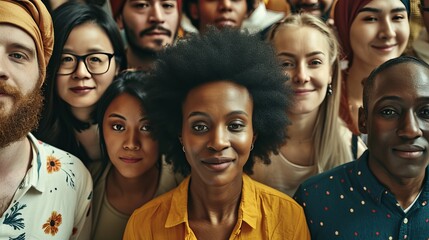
62;47;111;54
188;110;249;119
277;51;325;58
10;43;35;59
108;113;126;120
358;7;407;14
108;113;147;122
358;7;381;13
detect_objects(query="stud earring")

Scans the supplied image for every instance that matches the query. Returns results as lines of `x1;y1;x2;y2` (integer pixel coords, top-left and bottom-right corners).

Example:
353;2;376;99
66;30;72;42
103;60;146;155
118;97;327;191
327;84;333;96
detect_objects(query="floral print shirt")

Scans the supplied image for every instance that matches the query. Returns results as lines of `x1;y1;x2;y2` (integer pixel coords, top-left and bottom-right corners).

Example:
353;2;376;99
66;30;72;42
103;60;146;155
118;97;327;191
0;134;93;240
294;150;429;240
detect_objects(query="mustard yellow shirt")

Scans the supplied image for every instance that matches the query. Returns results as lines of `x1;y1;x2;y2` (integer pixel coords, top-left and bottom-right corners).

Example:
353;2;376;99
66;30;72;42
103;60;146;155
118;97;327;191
123;174;310;239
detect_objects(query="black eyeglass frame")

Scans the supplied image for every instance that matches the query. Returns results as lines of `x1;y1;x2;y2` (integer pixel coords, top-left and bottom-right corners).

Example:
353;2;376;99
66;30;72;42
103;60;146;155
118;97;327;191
57;52;115;75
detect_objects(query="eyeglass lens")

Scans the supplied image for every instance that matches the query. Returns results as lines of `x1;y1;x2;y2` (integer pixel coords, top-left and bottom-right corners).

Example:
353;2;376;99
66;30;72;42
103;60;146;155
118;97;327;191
58;53;112;75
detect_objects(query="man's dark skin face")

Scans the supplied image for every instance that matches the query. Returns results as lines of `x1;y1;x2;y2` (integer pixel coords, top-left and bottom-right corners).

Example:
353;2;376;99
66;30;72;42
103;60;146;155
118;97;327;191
359;62;429;187
288;0;334;21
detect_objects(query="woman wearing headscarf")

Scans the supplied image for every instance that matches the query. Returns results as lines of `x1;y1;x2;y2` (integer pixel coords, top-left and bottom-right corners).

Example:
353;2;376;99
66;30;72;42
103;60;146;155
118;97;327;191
335;0;410;136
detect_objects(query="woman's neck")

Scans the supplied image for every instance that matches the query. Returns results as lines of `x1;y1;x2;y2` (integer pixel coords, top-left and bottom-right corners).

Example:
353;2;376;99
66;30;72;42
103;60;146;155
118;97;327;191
108;164;160;195
347;59;378;102
188;175;242;223
106;164;160;215
287;111;318;143
70;106;94;123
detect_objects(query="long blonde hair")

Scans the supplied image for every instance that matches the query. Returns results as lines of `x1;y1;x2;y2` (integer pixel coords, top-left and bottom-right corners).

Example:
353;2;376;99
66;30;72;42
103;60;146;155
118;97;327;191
267;13;352;172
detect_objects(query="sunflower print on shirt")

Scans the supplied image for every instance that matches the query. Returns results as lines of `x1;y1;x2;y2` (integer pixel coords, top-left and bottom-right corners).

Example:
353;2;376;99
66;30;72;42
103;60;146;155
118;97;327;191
42;211;63;236
45;152;76;189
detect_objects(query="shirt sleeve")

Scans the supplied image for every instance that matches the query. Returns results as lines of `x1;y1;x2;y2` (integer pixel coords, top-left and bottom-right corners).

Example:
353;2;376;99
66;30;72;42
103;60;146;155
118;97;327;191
71;162;93;240
123;214;137;240
292;206;311;240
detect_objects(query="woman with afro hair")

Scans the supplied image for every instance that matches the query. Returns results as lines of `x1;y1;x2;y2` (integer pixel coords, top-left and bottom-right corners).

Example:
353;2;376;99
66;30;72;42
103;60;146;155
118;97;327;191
123;28;310;239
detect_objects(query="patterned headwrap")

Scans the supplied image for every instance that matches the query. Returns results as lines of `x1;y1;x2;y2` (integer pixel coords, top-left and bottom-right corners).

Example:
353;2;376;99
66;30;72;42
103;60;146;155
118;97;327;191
334;0;410;63
110;0;183;19
0;0;54;84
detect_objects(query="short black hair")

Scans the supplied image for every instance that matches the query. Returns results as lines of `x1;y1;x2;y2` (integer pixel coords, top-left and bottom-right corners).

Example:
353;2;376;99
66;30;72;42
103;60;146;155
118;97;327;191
145;28;292;176
363;56;429;113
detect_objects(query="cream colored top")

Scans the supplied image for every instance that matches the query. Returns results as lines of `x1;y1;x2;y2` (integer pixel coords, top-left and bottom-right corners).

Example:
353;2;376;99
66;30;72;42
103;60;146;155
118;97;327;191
252;153;318;197
251;125;366;197
91;160;183;240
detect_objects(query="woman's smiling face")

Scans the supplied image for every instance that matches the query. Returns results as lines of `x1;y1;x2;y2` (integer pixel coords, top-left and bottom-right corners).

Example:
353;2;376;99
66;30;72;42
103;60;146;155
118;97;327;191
181;80;256;187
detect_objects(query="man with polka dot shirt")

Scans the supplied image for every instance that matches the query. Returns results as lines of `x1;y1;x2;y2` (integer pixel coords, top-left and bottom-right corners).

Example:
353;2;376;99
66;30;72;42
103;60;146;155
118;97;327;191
294;56;429;239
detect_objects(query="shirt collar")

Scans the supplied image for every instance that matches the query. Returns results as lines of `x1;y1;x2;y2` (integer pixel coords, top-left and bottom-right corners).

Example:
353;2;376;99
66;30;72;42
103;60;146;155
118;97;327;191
23;133;45;193
164;174;259;230
165;176;190;228
355;151;391;204
355;150;429;204
239;174;258;229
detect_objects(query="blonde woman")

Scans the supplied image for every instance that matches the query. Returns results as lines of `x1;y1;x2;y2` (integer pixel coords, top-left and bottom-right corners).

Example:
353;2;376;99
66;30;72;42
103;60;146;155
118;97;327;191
251;14;366;196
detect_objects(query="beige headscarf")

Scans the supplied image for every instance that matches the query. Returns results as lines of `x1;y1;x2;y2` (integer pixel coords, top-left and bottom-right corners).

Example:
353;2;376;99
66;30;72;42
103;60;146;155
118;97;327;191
0;0;54;84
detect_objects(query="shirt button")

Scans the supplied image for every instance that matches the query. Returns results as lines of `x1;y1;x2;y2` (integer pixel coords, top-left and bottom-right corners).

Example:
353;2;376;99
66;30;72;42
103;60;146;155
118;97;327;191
404;218;408;224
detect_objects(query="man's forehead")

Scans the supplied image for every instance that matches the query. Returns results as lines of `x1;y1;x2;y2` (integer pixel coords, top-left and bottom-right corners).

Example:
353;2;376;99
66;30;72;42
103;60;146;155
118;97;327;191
288;0;333;5
372;63;429;96
0;24;36;52
128;0;178;3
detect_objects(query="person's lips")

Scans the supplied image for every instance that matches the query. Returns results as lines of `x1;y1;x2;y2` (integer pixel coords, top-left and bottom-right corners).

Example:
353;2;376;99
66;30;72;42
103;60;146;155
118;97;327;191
215;17;236;27
0;84;20;98
392;145;425;159
201;157;235;171
140;26;172;37
372;43;398;52
119;156;143;164
69;86;95;94
145;30;170;36
294;88;314;96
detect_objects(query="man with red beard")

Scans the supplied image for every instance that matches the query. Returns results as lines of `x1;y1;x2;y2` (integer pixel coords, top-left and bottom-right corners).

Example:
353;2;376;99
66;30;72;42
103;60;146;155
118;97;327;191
110;0;182;71
0;1;92;239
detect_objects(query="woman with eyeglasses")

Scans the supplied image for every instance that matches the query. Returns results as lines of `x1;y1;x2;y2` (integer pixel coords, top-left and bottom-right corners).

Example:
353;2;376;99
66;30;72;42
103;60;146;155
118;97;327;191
35;1;127;167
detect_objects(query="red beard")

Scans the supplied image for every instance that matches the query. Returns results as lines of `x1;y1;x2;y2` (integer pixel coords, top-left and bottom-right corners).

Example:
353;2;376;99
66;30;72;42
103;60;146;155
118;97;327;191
0;82;43;148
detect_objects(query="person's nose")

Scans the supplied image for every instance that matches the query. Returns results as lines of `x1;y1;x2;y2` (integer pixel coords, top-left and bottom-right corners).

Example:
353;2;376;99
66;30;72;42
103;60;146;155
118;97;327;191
378;19;396;40
293;63;310;84
397;109;423;140
149;4;166;24
72;60;91;80
0;55;9;81
219;0;233;12
207;126;230;152
123;129;142;151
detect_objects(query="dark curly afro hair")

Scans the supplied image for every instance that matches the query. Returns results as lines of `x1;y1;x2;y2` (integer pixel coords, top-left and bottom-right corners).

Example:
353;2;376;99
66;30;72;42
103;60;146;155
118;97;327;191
145;28;293;177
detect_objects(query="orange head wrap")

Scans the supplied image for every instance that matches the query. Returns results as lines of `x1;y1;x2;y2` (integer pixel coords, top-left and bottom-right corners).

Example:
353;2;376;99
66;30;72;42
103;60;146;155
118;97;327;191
0;0;54;84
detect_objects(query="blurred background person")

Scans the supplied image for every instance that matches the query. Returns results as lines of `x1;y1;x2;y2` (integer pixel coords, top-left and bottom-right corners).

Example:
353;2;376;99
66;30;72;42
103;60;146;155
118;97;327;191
109;0;182;70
